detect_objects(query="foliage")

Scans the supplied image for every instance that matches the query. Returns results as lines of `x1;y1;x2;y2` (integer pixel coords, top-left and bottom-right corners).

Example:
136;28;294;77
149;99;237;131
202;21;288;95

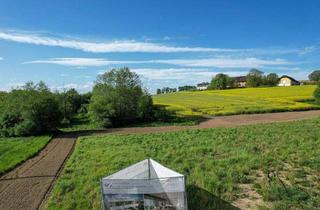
153;85;318;116
264;73;279;86
0;135;51;175
89;67;154;127
0;82;63;137
308;70;320;82
246;69;264;87
157;87;177;94
46;118;320;210
56;88;82;122
209;73;235;90
314;83;320;104
178;85;196;91
58;114;102;132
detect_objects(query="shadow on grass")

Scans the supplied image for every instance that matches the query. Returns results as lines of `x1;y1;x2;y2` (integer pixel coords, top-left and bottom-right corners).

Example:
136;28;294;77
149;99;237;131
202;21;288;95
187;185;240;210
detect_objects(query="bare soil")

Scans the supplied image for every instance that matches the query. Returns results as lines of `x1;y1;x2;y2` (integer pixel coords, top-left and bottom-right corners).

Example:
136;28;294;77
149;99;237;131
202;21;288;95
0;133;76;210
1;110;320;210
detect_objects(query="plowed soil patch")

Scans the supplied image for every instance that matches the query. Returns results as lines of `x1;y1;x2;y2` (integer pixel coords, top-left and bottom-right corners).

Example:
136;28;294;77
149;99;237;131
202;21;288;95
0;134;76;210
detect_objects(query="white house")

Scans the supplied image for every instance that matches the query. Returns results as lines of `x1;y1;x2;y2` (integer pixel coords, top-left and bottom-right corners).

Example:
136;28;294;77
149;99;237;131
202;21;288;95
278;75;301;86
196;82;209;90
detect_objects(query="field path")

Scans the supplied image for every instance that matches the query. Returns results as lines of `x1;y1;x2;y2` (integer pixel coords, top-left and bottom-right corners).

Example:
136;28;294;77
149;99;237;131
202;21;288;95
0;133;77;210
92;110;320;135
1;110;320;210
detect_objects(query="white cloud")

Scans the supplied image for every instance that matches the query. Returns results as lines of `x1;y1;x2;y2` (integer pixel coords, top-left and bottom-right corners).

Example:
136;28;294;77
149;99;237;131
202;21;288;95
132;68;246;80
150;57;291;68
1;30;314;56
52;81;94;92
0;31;236;53
23;58;132;67
24;57;292;68
298;46;318;55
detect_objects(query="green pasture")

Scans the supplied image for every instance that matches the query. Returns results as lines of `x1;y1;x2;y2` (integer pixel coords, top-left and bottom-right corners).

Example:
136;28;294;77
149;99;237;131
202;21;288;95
46;118;320;210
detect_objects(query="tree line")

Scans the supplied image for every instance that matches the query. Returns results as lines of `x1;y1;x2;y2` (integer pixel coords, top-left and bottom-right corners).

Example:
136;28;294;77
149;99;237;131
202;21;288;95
0;67;157;137
1;67;320;137
156;69;320;93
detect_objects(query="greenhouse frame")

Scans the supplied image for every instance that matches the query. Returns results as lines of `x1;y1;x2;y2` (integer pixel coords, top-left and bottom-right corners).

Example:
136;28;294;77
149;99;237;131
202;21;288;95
101;158;187;210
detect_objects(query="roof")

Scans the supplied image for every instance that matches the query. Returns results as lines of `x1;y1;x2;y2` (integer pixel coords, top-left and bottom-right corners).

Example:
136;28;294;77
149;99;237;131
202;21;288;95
279;75;300;83
103;158;184;180
232;76;247;82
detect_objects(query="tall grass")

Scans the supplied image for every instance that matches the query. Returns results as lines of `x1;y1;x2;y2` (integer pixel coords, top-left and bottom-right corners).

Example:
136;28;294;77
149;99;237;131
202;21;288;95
46;118;320;209
0;135;51;175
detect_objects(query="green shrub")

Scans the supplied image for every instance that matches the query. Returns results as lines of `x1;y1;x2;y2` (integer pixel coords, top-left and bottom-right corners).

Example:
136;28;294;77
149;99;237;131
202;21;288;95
89;67;154;127
209;73;235;90
0;82;62;137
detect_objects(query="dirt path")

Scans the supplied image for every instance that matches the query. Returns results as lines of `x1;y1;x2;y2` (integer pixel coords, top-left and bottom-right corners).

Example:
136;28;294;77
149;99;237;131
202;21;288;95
0;110;320;210
0;133;77;210
91;110;320;135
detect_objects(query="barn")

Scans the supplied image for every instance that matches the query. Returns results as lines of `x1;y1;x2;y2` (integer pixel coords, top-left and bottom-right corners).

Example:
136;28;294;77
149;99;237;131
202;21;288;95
278;75;301;86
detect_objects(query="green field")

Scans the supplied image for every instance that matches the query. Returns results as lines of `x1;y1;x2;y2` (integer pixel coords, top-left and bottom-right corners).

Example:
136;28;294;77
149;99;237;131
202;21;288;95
46;118;320;210
0;135;51;175
153;86;318;116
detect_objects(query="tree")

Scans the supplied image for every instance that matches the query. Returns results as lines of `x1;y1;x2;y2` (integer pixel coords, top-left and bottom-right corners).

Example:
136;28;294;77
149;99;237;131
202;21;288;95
209;73;234;90
246;69;264;87
309;70;320;82
156;89;161;94
89;67;154;127
264;73;279;86
314;83;320;104
178;85;196;91
0;82;62;137
58;88;82;121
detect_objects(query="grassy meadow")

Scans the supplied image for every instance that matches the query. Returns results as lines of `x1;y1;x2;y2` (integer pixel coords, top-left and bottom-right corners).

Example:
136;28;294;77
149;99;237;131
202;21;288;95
46;118;320;210
0;135;51;175
153;85;319;116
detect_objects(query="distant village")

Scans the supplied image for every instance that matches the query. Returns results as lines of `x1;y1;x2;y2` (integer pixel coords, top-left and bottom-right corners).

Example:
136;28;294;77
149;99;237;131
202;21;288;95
156;69;318;94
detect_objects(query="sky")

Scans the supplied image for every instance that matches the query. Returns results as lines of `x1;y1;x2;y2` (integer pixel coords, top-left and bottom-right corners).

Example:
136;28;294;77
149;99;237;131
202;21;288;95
0;0;320;93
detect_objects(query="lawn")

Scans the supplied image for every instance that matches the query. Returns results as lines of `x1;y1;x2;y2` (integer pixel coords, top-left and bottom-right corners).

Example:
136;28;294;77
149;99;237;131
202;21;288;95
46;118;320;210
0;135;51;175
153;85;319;116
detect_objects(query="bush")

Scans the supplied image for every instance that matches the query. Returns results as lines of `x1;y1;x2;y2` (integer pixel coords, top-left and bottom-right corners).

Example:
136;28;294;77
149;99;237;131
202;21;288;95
246;69;264;87
89;67;154;127
0;82;62;137
209;73;234;90
264;73;279;86
309;70;320;82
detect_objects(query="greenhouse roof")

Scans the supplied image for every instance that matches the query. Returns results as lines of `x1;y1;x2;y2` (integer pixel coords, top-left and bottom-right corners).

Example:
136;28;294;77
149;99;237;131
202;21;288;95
103;158;184;180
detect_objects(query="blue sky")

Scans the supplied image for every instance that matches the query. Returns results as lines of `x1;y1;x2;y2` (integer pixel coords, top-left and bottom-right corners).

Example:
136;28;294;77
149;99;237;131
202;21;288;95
0;0;320;93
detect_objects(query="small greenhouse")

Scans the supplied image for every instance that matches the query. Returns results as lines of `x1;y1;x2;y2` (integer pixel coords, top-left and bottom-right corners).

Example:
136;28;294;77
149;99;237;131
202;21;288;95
101;158;187;210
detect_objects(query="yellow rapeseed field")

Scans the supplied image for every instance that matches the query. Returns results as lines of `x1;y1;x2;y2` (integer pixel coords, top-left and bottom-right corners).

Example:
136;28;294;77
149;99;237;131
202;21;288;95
153;85;318;116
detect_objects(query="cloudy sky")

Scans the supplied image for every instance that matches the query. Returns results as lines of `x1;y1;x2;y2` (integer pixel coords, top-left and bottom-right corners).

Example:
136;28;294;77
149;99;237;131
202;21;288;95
0;0;320;93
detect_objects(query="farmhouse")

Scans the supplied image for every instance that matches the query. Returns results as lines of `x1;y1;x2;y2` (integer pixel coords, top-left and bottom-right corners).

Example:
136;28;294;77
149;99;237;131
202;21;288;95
196;82;209;90
232;76;247;87
278;75;301;86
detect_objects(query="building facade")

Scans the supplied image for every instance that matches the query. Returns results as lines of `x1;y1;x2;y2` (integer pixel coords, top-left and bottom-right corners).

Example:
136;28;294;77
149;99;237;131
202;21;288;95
278;75;301;86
